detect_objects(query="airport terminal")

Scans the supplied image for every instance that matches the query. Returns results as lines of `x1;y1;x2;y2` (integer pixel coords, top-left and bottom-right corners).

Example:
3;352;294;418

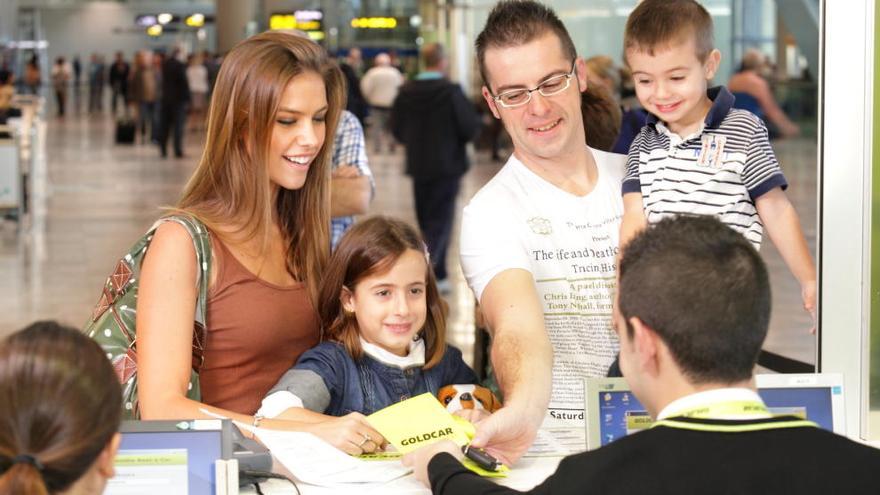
1;0;879;493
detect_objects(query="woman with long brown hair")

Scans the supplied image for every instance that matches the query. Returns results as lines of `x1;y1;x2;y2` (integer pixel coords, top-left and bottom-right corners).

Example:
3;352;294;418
0;321;122;495
135;32;380;445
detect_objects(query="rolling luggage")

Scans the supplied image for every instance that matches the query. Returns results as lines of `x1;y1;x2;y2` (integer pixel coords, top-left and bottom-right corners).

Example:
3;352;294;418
115;118;136;144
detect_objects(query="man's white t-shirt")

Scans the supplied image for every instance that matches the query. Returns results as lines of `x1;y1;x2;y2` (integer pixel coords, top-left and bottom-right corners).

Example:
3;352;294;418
460;147;625;450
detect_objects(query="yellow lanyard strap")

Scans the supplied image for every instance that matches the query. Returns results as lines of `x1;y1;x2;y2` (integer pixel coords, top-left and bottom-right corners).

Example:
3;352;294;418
653;400;817;433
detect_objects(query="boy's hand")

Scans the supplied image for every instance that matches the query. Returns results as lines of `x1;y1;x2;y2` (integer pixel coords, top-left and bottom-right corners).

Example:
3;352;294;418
802;280;817;334
402;440;462;486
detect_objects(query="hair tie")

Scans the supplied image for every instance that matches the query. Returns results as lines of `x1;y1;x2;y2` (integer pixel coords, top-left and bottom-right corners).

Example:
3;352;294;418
11;454;44;471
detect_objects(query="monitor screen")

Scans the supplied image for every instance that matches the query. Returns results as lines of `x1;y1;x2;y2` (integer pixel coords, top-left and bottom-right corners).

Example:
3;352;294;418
105;420;228;495
586;374;845;449
758;386;836;431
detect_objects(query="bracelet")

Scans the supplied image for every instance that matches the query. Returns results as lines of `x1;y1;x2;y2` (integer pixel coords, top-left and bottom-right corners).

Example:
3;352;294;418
253;413;264;428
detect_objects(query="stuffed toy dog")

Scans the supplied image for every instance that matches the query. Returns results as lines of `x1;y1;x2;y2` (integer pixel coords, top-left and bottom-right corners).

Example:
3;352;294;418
437;384;502;413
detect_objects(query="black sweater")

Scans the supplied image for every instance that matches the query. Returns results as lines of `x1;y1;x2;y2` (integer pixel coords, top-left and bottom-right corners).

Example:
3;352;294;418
429;416;880;494
391;78;481;180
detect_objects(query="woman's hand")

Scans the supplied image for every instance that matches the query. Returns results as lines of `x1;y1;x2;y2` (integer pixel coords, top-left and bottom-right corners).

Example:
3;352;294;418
303;412;387;456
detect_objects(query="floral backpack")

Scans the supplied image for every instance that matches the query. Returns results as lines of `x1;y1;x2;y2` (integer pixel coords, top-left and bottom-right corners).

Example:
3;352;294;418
84;215;212;419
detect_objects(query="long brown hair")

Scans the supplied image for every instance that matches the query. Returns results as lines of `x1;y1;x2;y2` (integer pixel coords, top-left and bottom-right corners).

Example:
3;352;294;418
0;321;122;494
319;216;447;369
175;31;345;303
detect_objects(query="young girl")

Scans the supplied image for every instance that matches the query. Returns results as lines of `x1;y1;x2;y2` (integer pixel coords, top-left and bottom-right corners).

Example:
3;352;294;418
257;216;481;454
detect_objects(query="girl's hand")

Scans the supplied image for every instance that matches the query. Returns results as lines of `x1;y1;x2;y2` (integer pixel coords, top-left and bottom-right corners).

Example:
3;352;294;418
304;412;387;456
452;407;491;425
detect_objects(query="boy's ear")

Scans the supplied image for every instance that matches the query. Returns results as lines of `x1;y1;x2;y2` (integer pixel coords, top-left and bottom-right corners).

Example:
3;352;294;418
704;49;722;80
340;286;355;313
482;86;501;119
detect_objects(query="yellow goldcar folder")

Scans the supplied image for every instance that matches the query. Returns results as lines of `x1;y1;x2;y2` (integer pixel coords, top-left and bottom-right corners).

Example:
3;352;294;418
366;392;509;477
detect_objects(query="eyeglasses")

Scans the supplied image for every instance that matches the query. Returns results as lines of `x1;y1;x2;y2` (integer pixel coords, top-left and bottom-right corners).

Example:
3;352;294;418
491;61;577;108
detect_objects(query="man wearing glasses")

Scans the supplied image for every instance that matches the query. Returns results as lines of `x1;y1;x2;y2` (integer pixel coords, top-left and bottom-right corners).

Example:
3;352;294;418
460;0;625;464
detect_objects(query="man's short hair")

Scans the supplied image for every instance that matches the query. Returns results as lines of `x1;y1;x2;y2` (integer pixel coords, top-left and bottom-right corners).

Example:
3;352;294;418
618;215;770;384
475;0;577;89
422;42;445;69
623;0;714;63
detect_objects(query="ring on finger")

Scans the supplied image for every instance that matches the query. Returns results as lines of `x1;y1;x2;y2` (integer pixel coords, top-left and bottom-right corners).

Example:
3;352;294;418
357;434;372;448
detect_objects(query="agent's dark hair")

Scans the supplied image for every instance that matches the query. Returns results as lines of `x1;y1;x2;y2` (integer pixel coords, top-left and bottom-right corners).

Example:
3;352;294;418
475;0;577;89
623;0;714;63
581;84;622;152
319;216;447;369
618;216;770;383
0;321;122;494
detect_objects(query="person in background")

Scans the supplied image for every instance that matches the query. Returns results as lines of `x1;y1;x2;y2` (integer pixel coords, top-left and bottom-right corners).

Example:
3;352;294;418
728;48;800;138
339;47;368;127
23;55;40;95
0;70;16;128
583;54;648;155
360;52;404;152
391;42;482;293
330;109;374;249
405;216;880;494
129;50;158;144
186;53;209;132
72;55;82;88
202;50;220;99
581;83;622;152
157;48;189;158
88;53;106;113
50;56;71;118
108;51;130;116
0;60;12;88
0;321;122;495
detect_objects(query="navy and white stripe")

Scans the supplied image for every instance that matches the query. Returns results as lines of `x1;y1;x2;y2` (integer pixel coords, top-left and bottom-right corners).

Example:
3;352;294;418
622;86;787;248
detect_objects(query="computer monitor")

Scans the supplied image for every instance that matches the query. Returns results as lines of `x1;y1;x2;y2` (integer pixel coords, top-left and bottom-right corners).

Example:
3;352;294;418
585;373;846;450
105;419;232;495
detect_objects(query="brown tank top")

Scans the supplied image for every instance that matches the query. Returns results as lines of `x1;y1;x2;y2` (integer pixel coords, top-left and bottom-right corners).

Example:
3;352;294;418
199;237;319;415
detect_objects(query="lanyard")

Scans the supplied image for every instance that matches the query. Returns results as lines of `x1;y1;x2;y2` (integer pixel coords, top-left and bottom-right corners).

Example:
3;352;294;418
664;400;772;419
652;400;818;433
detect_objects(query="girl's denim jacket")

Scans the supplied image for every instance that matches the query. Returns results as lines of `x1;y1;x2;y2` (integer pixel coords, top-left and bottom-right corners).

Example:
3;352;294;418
265;341;478;416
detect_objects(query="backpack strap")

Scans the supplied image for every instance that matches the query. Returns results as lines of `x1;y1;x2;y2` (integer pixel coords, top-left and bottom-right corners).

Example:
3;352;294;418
151;214;212;370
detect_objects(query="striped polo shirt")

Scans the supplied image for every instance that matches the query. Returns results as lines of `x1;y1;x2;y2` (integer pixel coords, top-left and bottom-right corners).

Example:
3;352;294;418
621;86;788;248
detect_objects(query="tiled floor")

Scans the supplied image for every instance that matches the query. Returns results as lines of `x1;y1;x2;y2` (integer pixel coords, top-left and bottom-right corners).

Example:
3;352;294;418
0;99;818;368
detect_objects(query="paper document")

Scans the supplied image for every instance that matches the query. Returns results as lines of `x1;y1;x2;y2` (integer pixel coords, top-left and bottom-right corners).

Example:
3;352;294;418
525;427;586;457
244;426;410;486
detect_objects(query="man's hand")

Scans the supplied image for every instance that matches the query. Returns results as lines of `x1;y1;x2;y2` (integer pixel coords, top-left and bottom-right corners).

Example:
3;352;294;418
469;404;541;466
402;440;462;486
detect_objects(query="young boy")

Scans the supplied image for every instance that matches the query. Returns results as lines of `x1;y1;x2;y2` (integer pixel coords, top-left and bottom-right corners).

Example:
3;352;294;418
618;0;816;322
